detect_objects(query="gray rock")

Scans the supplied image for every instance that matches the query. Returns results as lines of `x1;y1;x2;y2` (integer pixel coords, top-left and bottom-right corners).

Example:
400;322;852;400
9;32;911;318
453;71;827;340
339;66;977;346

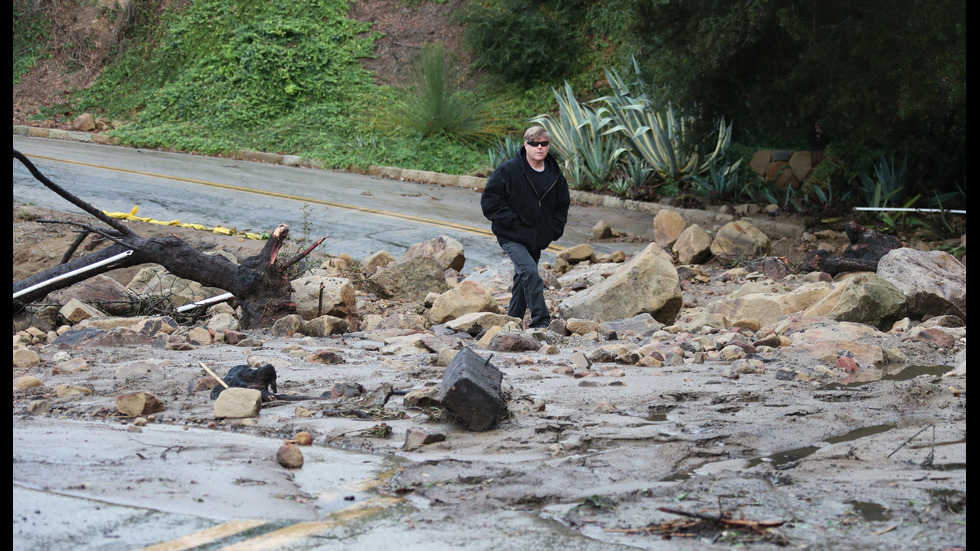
559;242;682;324
877;248;966;321
364;255;448;301
438;347;503;431
710;220;771;259
48;274;135;316
213;388;262;419
398;235;465;272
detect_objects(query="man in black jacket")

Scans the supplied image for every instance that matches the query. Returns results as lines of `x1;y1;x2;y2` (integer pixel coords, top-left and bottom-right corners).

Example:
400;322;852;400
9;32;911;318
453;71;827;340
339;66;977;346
481;125;570;329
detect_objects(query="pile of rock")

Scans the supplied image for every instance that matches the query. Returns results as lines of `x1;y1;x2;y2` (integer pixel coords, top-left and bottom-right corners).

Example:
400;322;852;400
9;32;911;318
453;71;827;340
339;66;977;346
13;219;967;439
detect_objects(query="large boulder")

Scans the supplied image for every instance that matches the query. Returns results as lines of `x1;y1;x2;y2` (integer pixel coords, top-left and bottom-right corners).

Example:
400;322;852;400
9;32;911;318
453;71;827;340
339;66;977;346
705;281;834;329
290;276;358;327
653;209;686;248
126;266;225;309
444;312;520;336
710;220;771;259
558;242;682;324
672;224;713;265
364;255;448;301
429;281;499;324
398;235;465;272
804;273;907;330
48;274;136;316
877;248;966;321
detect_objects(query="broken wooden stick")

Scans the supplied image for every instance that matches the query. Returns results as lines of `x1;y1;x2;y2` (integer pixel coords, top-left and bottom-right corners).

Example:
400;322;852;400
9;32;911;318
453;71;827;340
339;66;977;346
887;424;935;459
200;363;229;389
657;507;786;533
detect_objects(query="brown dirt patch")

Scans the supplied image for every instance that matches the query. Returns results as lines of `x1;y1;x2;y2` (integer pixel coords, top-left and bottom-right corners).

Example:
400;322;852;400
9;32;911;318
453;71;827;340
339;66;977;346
349;0;473;88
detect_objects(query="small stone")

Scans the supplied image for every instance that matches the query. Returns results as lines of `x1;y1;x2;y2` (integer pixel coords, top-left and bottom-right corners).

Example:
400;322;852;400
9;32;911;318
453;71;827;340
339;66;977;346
293;431;314;446
835;356;860;373
53;358;90;373
213;388;262;419
28;399;51;415
56;384;93;397
116;392;165;417
13;348;41;368
403;427;447;450
14;375;44;389
276;444;304;468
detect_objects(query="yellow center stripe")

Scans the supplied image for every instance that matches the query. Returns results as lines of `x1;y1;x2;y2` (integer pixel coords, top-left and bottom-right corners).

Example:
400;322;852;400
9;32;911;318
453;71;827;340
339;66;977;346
136;520;268;551
25;153;564;252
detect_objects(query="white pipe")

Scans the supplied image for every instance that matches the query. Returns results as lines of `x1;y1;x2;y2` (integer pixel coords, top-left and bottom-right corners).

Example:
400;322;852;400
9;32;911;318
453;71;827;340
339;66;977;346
176;292;235;313
854;207;965;214
13;250;134;300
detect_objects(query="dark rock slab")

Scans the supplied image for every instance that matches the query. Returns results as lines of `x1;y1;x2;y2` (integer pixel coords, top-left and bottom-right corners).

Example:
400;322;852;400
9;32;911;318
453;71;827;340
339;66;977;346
438;347;503;431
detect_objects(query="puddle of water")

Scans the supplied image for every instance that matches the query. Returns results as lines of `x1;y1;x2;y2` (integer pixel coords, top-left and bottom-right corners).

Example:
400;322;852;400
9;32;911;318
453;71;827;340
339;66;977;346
928;462;967;471
749;445;821;468
826;423;896;444
820;365;954;391
291;447;403;516
929;488;966;513
672;424;901;477
645;404;674;422
814;385;872;400
883;364;953;381
848;500;891;521
659;469;694;481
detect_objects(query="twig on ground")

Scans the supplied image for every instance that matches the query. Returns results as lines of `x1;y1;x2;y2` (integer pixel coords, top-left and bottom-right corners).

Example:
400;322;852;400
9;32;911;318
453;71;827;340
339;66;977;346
887;424;934;459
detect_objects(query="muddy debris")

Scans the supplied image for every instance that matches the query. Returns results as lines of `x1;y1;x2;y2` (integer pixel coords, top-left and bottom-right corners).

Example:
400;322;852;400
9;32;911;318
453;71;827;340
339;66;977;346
12;205;967;549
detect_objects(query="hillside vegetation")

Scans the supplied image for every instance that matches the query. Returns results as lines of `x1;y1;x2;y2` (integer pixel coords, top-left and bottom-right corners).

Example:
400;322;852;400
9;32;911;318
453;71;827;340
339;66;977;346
13;0;966;232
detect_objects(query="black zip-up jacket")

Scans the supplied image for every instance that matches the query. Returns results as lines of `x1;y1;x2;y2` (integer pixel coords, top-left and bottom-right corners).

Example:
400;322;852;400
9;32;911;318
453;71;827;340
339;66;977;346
481;147;570;252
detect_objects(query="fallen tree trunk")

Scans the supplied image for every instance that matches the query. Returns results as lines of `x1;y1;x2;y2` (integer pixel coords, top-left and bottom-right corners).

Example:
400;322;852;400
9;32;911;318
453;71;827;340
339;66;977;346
12;149;324;328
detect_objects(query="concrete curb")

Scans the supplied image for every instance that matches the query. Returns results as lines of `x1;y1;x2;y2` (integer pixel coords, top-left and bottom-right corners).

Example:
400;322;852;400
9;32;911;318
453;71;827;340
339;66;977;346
13;125;803;240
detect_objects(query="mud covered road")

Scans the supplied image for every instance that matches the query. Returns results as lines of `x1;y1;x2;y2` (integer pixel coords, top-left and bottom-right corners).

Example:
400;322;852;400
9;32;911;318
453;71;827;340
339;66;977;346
13;256;966;550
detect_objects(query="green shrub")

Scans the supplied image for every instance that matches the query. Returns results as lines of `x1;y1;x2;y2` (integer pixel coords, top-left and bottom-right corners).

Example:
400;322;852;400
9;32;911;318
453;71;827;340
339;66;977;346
13;1;50;85
457;0;582;88
376;42;509;145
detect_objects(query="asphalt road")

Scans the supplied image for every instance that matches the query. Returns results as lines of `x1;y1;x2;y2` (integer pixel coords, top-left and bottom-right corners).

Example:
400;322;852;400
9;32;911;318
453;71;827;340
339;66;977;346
13;136;655;272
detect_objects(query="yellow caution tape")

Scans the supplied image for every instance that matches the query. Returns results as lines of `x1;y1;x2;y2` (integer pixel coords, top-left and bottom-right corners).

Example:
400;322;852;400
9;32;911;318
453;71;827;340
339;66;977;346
102;206;267;240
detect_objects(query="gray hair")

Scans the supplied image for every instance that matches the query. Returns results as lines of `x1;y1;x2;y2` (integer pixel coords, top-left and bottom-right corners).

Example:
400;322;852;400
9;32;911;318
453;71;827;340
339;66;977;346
523;125;549;142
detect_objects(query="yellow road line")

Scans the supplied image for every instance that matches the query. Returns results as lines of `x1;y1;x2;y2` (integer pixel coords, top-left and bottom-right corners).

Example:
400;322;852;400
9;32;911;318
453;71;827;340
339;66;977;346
24;153;565;252
137;519;269;551
217;497;402;551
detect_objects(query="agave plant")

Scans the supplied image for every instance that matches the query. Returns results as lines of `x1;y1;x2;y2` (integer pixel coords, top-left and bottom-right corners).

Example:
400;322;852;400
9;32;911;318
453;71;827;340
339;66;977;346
579;132;630;190
531;82;626;189
860;154;908;208
689;158;744;200
598;67;734;183
487;134;521;170
531;81;610;162
562;155;589;190
617;151;653;193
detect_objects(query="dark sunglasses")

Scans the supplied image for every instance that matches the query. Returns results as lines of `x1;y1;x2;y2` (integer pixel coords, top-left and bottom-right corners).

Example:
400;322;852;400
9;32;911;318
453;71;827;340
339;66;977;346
526;140;550;148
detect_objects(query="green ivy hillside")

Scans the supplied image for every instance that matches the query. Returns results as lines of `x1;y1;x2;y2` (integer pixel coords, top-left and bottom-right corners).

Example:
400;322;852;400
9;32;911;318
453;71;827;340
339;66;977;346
60;0;538;174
